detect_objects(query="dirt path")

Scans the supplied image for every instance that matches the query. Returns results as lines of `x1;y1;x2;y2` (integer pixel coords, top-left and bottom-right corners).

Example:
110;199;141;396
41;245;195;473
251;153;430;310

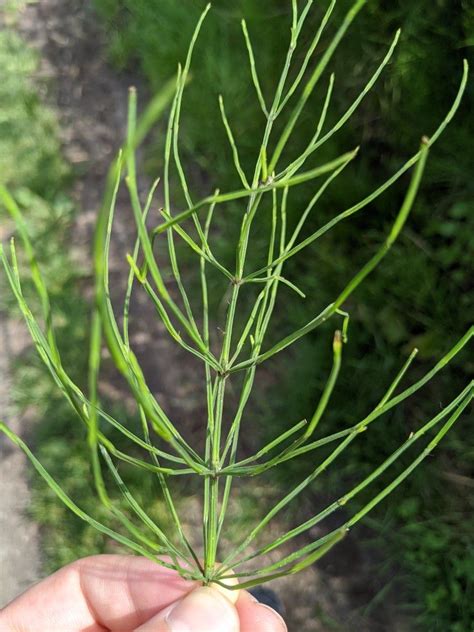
0;315;41;606
2;1;410;629
0;8;42;607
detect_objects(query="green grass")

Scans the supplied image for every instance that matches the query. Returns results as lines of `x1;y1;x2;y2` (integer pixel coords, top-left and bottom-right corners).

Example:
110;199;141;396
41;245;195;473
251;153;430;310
0;26;74;310
0;30;66;197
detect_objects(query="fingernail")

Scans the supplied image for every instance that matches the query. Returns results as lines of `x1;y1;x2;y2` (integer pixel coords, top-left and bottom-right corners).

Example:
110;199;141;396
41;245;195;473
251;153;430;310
165;586;239;632
257;603;288;631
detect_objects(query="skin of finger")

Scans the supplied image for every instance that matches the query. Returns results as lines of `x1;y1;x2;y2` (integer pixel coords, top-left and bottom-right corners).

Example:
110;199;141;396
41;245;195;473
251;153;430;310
236;590;288;632
0;555;196;632
0;555;287;632
135;588;288;632
135;586;240;632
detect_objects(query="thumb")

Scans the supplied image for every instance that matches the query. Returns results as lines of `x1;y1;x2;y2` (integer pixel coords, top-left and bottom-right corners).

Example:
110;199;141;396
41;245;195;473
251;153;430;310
135;585;240;632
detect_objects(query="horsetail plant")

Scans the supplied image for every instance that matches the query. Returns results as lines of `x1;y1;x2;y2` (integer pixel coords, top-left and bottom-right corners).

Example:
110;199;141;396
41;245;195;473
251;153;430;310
1;1;472;591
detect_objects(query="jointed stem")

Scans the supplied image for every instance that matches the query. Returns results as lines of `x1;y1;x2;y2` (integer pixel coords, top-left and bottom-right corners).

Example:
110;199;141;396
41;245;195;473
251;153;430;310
1;0;470;588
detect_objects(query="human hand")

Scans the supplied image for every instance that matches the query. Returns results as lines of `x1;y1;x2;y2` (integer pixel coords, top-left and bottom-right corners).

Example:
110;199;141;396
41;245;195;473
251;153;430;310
0;554;287;631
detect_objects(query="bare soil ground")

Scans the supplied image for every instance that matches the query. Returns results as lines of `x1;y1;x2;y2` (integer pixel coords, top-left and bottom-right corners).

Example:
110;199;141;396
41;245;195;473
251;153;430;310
1;1;412;629
0;315;41;606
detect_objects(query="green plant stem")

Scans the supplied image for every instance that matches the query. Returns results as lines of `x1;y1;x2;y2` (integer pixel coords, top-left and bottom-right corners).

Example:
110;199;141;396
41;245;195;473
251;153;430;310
231;140;430;372
0;421;200;580
220;385;472;576
123;178;160;347
269;0;367;172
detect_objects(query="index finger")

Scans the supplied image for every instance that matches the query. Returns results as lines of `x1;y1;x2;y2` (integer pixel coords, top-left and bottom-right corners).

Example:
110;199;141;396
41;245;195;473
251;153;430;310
0;554;196;631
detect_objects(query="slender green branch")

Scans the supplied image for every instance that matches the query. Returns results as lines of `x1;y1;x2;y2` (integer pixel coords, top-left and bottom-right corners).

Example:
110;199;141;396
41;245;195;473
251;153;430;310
153;151;357;237
278;28;401;180
269;0;367;172
233;140;429;372
0;185;60;362
304;330;343;439
278;0;336;113
222;384;472;573
241;19;269;118
219;95;250;189
123;178;160;347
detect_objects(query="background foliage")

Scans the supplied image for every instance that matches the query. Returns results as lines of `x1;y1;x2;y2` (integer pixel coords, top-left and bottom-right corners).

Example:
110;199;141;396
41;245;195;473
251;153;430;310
0;29;65;196
1;1;472;629
92;1;474;629
0;18;96;572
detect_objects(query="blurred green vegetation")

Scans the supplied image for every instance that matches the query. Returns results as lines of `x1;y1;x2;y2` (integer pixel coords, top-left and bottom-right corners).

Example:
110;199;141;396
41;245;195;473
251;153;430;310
0;30;66;196
0;26;76;321
0;22;125;572
92;1;474;629
0;26;77;308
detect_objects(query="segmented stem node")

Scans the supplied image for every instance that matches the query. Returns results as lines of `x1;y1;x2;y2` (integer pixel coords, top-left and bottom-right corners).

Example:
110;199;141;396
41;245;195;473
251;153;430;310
333;330;343;352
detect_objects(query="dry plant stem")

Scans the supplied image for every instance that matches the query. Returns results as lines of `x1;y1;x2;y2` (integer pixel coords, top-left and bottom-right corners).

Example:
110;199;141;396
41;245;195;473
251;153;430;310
1;0;472;590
